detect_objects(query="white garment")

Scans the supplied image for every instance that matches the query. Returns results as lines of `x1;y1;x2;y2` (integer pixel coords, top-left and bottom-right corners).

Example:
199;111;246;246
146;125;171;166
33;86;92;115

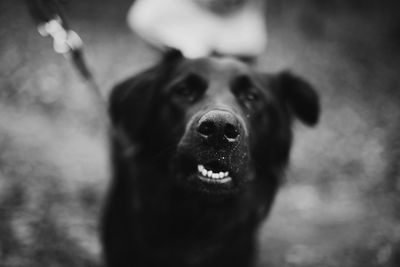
127;0;267;59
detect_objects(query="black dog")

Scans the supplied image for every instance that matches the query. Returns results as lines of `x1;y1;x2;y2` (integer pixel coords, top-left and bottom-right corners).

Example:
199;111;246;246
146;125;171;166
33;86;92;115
102;51;320;267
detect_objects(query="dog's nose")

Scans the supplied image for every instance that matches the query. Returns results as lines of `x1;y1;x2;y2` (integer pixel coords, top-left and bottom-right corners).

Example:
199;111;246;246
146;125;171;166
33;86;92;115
197;110;240;143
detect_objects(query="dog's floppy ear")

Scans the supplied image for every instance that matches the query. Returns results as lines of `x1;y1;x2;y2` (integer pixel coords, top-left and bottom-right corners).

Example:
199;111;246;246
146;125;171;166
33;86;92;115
162;48;184;62
109;67;159;141
109;49;184;141
273;71;320;126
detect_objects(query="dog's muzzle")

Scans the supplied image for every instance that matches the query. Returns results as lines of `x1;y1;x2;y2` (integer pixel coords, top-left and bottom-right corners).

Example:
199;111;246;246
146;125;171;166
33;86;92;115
175;109;249;194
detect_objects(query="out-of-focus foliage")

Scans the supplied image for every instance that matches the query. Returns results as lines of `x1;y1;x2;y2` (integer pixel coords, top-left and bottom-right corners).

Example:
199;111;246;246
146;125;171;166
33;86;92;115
0;0;399;266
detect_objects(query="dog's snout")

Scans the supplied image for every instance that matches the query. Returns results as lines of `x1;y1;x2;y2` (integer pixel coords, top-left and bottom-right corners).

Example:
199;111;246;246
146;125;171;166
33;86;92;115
197;110;241;143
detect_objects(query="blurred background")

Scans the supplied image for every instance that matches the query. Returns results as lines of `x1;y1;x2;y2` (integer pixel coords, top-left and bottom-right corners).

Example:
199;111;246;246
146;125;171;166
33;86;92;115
0;0;399;266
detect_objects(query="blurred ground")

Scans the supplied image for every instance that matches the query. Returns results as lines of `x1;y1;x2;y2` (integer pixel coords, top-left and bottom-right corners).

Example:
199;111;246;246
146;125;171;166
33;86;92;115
0;0;400;266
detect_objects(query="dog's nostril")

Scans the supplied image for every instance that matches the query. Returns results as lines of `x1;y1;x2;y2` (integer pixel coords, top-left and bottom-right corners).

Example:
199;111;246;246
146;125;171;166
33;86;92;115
224;124;239;140
198;121;217;137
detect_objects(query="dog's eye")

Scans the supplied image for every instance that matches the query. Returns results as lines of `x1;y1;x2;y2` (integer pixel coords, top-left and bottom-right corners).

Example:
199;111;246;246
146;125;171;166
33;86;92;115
172;84;197;101
231;76;260;108
239;91;260;109
175;84;192;96
170;74;207;103
244;91;258;102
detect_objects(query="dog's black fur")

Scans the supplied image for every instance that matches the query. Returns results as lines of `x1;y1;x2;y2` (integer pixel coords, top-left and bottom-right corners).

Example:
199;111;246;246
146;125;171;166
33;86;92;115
102;51;320;267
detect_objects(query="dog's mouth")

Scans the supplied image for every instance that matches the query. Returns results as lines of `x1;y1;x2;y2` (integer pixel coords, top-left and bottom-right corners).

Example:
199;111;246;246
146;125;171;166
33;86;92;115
173;153;243;195
196;163;232;184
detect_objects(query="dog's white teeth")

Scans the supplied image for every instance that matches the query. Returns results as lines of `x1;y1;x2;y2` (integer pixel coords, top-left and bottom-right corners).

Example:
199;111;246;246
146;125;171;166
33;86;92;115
197;164;231;181
198;165;204;172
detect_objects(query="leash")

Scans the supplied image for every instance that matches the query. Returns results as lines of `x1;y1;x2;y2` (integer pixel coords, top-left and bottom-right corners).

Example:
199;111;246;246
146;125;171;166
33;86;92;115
26;0;103;103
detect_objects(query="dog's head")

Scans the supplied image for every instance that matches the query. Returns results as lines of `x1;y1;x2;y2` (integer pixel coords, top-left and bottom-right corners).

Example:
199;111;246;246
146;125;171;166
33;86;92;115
110;51;319;196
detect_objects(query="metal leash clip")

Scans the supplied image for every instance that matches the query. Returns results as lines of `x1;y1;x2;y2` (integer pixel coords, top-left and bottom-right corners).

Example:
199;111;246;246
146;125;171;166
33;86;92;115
37;16;83;55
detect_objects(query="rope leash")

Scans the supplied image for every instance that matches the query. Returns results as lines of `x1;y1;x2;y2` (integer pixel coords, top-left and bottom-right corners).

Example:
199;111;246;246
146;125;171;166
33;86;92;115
26;0;103;102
